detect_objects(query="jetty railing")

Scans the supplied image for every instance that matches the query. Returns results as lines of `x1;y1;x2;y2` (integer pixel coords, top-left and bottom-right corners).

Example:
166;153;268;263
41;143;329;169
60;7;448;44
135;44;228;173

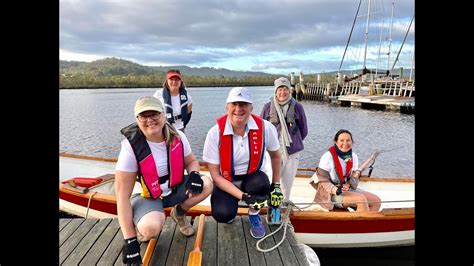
299;80;414;100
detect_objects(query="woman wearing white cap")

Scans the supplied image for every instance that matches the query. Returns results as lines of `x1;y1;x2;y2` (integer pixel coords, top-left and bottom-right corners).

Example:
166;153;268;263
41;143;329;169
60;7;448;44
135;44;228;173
153;69;193;132
115;96;212;264
261;77;308;200
202;87;283;239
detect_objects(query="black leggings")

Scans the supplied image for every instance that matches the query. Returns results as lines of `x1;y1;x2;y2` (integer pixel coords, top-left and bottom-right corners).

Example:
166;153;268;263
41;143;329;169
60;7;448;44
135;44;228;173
210;170;271;223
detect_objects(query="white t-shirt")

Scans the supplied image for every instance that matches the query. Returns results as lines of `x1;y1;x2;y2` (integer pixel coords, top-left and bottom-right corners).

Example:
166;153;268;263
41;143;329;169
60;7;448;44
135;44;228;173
153;89;193;130
202;115;280;176
318;150;359;184
115;130;192;196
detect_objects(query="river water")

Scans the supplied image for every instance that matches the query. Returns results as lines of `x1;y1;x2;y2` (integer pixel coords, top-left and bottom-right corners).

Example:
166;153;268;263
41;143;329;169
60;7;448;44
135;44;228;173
60;86;414;178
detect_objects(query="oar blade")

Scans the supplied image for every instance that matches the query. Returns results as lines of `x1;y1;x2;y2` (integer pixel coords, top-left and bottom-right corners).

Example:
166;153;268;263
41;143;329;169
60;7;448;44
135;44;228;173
187;250;202;266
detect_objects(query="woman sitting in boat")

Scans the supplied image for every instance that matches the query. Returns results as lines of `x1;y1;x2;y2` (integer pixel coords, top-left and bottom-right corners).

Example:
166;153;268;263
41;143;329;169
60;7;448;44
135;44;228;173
115;96;213;264
202;87;283;239
312;129;381;212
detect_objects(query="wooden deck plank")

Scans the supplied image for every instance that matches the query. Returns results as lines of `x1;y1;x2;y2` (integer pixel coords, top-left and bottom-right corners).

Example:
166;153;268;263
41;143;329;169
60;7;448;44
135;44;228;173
241;215;266;266
60;219;84;246
217;216;250;265
284;223;310;266
260;219;284;266
200;216;218;266
97;228;123;266
166;216;192;265
59;216;309;265
80;218;120;265
150;217;177;265
63;218;112;265
268;223;299;265
60;218;72;231
59;219;98;264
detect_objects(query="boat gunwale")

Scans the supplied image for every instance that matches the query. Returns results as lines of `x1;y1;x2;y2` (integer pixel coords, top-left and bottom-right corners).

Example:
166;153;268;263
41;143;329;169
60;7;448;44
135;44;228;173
59;152;414;182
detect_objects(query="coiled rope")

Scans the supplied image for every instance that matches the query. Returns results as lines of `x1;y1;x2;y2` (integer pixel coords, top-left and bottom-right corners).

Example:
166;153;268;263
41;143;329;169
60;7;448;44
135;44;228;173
256;200;296;252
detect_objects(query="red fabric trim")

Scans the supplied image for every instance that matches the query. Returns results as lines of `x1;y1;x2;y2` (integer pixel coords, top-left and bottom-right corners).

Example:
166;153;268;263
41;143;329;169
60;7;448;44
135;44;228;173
329;146;353;183
291;217;415;233
217;114;264;181
247;114;264;174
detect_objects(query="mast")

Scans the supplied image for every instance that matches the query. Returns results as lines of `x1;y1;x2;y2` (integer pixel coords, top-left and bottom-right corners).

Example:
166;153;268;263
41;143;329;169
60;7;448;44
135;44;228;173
339;0;362;81
409;49;414;82
376;17;385;77
363;0;372;70
387;1;394;73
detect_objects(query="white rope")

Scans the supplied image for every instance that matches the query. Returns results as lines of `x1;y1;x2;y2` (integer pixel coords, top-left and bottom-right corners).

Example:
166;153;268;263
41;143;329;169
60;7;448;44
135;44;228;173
85;191;97;219
256;201;295;252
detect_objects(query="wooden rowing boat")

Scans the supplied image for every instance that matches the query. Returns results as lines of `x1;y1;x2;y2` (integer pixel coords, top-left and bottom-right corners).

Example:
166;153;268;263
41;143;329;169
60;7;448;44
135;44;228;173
59;152;414;248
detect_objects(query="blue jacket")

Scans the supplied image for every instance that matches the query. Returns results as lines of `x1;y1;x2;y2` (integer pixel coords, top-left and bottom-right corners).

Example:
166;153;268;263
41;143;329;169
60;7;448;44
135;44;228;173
260;99;308;155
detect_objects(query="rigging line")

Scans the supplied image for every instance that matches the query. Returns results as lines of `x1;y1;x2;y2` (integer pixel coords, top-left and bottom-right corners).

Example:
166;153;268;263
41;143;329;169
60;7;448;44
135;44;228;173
292;199;414;209
375;146;404;154
339;0;362;72
391;14;415;72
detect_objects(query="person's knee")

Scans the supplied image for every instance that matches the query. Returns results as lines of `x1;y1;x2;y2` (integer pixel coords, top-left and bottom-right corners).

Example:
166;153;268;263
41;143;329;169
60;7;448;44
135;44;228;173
245;171;271;194
201;175;214;196
212;208;236;223
137;221;162;241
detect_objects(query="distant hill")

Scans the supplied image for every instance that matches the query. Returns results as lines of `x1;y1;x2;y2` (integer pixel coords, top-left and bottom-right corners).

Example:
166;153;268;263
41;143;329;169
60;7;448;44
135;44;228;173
148;65;272;77
60;57;159;76
60;57;272;77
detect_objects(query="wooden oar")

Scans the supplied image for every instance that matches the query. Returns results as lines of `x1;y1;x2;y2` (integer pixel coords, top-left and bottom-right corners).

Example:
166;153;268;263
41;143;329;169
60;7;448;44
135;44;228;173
142;238;157;266
187;214;206;266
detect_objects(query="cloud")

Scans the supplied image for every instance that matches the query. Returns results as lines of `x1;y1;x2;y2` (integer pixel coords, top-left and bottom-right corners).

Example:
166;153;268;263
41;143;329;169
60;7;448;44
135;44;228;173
60;0;415;74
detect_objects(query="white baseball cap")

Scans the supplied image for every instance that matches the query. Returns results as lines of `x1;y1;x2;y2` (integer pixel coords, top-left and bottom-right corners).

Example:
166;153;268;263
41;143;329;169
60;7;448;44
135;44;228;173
226;87;253;103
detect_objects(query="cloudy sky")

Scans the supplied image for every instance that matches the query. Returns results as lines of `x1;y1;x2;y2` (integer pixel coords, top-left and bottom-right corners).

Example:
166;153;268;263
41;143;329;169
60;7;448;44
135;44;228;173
60;0;414;75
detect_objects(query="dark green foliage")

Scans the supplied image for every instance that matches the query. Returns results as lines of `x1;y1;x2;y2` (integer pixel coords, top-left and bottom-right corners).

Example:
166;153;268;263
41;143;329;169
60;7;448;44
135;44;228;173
59;57;281;89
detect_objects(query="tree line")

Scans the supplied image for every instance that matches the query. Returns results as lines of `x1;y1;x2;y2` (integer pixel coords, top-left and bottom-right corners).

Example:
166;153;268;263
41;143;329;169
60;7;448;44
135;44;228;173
61;73;341;89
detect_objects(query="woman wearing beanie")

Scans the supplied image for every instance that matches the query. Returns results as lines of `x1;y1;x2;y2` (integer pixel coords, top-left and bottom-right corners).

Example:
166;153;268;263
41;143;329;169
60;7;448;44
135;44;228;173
260;77;308;200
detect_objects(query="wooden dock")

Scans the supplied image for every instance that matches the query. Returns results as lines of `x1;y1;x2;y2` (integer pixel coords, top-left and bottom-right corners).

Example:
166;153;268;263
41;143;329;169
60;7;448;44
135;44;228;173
59;215;311;265
297;80;415;114
334;94;415;114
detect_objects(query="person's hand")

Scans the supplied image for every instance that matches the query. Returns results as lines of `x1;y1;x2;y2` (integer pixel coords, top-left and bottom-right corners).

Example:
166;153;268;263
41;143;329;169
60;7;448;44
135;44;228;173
342;183;350;192
122;237;142;265
186;171;203;195
269;183;283;207
242;193;268;210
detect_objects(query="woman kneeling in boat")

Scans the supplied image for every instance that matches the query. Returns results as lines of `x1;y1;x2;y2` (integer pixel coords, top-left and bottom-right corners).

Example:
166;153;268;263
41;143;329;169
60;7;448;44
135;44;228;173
312;129;381;212
115;96;213;264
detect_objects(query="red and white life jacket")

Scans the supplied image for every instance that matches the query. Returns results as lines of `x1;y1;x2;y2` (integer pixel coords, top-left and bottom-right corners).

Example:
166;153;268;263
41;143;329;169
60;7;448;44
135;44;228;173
328;146;353;184
121;123;184;199
216;114;265;181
